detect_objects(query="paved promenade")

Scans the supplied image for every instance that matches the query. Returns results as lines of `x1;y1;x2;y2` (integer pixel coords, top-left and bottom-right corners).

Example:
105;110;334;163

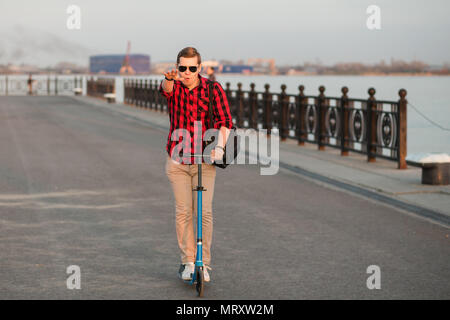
0;95;449;299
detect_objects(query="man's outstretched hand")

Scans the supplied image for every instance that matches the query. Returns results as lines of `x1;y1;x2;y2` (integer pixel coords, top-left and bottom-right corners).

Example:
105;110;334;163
164;69;184;81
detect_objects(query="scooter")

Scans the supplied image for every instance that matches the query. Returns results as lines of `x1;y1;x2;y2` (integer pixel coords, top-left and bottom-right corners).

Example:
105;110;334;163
184;153;206;297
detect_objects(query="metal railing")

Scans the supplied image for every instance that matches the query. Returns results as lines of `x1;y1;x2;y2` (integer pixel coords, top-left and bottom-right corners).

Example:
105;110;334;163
86;77;115;99
123;79;408;168
123;79;408;169
228;83;407;169
0;74;408;168
0;75;82;96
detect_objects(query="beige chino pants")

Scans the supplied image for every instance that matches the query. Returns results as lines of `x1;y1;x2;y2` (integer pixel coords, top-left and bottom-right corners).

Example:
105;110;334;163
165;155;216;266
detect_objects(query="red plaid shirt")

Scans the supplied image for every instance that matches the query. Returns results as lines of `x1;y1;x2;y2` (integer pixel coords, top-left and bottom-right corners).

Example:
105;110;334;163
159;74;233;164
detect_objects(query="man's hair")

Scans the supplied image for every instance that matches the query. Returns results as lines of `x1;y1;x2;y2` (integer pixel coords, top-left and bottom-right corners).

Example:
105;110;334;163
177;47;201;65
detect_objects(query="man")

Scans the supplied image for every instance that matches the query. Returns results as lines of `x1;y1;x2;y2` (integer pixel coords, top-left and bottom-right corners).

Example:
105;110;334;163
160;47;232;282
206;66;216;82
27;74;34;95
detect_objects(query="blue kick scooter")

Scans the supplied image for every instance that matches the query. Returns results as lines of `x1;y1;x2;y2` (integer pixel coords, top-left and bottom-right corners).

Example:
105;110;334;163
184;153;206;297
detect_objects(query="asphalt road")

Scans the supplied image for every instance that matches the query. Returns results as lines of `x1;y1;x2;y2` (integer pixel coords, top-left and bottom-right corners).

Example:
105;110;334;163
0;96;449;299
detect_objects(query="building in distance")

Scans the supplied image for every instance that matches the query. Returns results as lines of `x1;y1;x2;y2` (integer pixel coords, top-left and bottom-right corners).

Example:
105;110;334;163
219;64;253;74
89;54;151;74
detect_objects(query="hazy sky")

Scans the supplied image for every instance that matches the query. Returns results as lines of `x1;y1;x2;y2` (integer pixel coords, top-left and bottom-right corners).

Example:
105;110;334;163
1;0;449;66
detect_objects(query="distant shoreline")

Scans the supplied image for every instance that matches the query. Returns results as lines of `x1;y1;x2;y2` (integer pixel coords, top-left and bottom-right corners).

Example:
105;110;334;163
214;72;450;77
1;72;449;77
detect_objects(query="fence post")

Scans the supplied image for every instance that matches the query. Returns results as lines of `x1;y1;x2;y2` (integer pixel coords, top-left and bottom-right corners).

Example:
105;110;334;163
92;77;96;97
148;79;153;109
158;80;164;112
134;79;141;108
280;84;289;141
160;79;166;112
135;79;138;107
236;82;244;128
132;79;137;106
263;84;272;136
340;86;349;156
297;85;306;145
145;79;149;109
129;79;133;105
138;79;142;108
225;83;235;123
5;75;8;96
125;79;129;104
151;80;155;111
138;79;142;107
55;76;58;95
144;79;149;109
159;80;164;112
225;82;231;98
249;83;257;129
317;85;325;150
145;79;152;109
398;89;408;169
367;88;377;162
153;79;158;110
141;79;145;108
149;80;153;110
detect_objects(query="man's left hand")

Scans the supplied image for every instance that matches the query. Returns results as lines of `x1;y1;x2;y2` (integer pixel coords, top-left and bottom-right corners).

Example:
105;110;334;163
210;147;224;162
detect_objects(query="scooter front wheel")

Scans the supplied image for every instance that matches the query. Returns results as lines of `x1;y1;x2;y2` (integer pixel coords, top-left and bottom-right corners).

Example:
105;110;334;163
196;267;204;297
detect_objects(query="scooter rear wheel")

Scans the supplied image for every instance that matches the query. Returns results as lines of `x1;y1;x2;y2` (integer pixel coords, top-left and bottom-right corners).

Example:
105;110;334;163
196;267;204;297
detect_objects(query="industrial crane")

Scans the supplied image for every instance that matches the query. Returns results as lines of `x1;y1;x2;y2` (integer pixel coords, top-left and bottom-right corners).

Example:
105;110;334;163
120;41;136;74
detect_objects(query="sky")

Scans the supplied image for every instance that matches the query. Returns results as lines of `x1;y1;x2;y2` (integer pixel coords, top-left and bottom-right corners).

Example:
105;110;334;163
0;0;449;66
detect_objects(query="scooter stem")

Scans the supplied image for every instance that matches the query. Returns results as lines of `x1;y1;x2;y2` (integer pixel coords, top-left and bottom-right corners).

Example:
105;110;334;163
195;160;205;268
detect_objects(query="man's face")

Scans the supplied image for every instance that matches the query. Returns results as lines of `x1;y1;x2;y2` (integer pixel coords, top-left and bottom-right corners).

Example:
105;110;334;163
177;56;201;87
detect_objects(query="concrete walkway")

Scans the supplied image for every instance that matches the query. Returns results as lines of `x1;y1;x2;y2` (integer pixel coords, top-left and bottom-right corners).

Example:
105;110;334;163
1;95;448;300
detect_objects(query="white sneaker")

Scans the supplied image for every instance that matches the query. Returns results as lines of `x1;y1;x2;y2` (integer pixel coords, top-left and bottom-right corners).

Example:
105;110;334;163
179;263;195;281
203;266;212;282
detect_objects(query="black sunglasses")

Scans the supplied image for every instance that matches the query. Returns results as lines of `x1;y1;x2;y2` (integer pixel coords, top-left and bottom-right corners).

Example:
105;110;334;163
178;65;198;73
